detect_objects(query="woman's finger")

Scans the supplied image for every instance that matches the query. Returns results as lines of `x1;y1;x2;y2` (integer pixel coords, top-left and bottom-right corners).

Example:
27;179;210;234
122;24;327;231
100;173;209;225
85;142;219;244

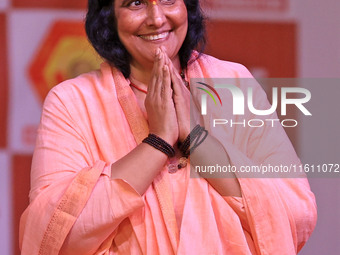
148;48;162;97
159;48;182;96
162;65;172;99
169;64;185;97
153;50;166;97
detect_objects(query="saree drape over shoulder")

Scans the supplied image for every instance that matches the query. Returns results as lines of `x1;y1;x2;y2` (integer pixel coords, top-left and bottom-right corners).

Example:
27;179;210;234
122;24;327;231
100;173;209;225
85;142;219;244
19;54;317;255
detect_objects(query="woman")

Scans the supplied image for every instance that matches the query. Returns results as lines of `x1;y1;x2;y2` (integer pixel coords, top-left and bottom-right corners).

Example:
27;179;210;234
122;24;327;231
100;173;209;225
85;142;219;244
19;0;317;254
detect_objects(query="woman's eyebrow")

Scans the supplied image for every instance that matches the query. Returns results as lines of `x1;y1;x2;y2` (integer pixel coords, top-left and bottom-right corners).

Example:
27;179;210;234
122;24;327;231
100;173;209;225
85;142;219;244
120;0;130;7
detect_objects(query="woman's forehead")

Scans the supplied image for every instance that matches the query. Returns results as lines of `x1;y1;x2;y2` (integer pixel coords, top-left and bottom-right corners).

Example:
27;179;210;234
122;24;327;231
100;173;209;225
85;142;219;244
115;0;176;5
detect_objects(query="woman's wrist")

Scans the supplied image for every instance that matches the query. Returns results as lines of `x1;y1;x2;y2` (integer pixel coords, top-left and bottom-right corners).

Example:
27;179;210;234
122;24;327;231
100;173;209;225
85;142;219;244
142;133;175;158
148;128;178;146
178;128;191;144
178;125;208;157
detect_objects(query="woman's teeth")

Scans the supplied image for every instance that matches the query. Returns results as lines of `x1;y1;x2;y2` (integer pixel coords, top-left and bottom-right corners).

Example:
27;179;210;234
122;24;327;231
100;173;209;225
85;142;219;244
140;32;169;41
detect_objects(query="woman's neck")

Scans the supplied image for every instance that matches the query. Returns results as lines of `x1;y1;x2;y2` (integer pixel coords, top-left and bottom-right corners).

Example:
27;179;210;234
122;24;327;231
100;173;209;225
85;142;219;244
129;56;181;87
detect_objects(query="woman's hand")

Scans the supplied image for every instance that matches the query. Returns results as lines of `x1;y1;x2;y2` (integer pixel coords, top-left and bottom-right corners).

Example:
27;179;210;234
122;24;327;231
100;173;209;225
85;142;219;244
145;48;179;146
161;48;195;142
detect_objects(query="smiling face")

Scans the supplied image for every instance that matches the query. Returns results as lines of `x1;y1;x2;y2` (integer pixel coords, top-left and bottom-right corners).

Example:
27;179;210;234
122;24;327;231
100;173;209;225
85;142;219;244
114;0;188;70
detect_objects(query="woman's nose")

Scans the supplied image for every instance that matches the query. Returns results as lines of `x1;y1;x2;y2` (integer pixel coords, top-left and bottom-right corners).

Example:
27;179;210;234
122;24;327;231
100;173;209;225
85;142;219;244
146;4;166;27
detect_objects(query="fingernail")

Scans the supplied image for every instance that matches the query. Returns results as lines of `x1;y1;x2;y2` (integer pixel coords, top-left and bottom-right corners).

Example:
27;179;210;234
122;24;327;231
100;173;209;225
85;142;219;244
155;48;160;57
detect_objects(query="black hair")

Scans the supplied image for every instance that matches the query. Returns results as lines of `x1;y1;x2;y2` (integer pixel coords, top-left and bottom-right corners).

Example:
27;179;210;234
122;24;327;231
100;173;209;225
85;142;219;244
85;0;205;78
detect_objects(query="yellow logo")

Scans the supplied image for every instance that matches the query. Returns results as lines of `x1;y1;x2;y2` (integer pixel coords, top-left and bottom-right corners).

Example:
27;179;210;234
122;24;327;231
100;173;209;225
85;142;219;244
29;20;102;101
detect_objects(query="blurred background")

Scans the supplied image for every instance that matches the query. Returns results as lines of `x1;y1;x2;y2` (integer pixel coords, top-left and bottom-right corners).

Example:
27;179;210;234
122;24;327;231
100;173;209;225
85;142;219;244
0;0;339;254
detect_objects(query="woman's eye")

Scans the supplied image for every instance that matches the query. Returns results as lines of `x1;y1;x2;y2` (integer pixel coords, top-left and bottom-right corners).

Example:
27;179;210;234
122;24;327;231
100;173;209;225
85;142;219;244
131;0;142;6
127;0;145;8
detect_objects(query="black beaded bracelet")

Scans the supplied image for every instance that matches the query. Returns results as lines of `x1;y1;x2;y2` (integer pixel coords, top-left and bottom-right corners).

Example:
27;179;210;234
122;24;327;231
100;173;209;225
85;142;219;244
142;134;175;158
178;125;208;157
178;125;200;156
190;128;208;154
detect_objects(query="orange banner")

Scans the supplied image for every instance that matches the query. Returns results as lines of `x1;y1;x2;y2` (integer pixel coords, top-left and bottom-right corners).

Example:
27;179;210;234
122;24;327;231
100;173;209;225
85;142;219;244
13;0;87;9
29;20;101;102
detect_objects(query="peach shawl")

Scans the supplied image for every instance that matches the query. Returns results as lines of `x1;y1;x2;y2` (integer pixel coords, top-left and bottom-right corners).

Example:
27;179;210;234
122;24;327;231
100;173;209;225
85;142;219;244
19;54;317;254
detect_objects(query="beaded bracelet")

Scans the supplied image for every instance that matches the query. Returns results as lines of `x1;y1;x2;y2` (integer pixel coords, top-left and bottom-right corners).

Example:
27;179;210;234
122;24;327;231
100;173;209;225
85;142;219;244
178;125;201;156
178;124;208;157
142;134;175;158
190;128;208;154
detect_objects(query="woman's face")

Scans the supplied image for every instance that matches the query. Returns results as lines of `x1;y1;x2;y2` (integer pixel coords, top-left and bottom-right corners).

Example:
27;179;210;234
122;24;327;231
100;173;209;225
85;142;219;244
114;0;188;69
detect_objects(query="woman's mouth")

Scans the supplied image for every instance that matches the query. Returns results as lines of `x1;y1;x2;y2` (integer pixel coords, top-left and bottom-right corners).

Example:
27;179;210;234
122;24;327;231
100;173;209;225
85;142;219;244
139;31;170;41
